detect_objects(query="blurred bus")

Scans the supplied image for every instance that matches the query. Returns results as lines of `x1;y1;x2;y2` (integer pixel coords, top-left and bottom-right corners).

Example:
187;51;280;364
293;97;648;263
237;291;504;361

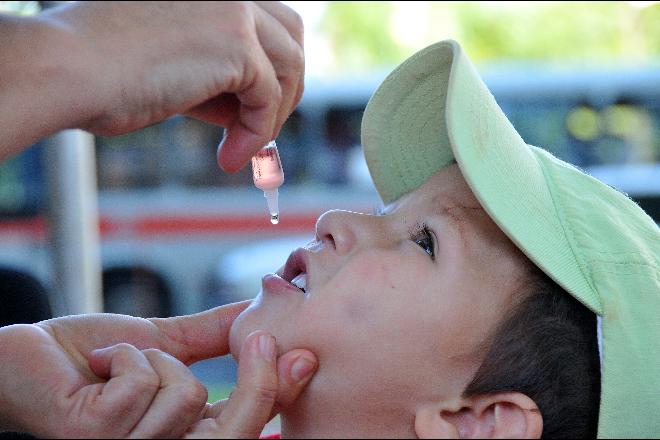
1;66;658;318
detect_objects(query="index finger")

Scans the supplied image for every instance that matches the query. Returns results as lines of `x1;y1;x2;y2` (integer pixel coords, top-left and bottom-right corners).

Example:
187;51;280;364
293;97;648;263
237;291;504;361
256;1;305;110
150;301;251;365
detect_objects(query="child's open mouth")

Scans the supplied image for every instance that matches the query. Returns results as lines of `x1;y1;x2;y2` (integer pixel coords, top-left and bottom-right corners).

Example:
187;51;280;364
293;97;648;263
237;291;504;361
291;273;307;293
279;247;310;294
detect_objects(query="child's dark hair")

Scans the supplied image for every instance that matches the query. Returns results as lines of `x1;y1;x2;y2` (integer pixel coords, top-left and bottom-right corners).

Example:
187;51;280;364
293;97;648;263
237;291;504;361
464;267;601;439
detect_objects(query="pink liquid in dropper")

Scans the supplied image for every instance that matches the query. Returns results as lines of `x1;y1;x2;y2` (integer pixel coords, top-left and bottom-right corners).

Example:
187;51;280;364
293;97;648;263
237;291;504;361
251;141;284;224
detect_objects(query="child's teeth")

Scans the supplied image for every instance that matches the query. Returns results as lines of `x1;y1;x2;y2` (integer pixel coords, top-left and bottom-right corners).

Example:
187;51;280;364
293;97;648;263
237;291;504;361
291;273;307;291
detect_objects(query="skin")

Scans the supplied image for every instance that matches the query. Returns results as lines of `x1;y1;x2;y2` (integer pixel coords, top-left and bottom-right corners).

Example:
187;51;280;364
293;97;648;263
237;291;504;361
0;2;316;437
0;303;318;438
0;1;304;171
230;164;534;438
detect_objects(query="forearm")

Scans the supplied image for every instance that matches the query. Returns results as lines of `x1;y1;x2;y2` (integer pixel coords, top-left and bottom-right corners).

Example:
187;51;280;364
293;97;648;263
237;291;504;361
0;11;99;161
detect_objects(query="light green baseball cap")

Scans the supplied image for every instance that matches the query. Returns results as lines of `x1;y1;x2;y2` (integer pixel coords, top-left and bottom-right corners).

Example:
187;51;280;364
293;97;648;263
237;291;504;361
361;39;660;438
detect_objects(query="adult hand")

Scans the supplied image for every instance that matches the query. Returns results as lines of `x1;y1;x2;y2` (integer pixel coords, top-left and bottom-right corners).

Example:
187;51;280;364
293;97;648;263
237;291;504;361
185;331;317;439
3;1;304;171
0;302;318;438
56;1;304;172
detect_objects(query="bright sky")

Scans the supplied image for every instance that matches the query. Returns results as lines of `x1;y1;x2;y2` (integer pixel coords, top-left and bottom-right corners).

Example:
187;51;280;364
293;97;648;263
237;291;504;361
284;0;660;75
283;1;333;75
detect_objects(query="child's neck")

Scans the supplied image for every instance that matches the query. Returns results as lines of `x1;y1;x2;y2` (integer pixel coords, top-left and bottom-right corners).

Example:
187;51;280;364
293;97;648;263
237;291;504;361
278;385;417;438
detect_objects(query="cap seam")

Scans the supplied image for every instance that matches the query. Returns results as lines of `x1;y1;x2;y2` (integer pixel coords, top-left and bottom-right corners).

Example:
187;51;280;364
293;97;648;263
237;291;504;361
590;268;660;282
586;259;659;270
585;248;656;256
536;157;602;311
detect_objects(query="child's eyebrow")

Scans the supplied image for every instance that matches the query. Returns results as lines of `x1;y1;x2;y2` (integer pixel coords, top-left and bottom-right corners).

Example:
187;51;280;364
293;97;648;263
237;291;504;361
431;193;485;225
436;205;485;224
431;199;487;253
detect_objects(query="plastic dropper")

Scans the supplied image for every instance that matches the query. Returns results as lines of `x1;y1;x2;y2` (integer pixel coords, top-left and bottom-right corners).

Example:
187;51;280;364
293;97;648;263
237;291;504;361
251;141;284;224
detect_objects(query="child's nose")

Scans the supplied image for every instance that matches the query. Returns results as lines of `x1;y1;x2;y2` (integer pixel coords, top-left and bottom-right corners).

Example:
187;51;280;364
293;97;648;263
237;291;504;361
315;210;357;256
315;209;386;256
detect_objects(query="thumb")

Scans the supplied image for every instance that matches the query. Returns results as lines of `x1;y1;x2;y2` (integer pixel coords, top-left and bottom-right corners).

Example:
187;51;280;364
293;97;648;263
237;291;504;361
149;301;251;365
210;331;279;438
274;349;318;408
202;348;318;420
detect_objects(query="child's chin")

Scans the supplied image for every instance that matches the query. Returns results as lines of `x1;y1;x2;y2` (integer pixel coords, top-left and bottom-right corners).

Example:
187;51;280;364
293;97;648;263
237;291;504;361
228;294;295;361
228;299;271;360
228;307;253;361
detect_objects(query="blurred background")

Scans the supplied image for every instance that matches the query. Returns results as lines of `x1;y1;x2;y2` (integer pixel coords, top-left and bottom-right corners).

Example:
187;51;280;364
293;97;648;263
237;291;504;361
1;0;659;410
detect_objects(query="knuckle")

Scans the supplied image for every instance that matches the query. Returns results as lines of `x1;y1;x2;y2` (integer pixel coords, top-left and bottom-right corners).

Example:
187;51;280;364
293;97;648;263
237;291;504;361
277;2;304;40
232;24;255;48
141;348;162;357
228;2;256;43
290;10;304;41
141;348;176;365
178;381;208;412
231;0;253;18
291;44;304;73
272;82;283;104
192;380;209;404
132;368;161;391
191;419;221;437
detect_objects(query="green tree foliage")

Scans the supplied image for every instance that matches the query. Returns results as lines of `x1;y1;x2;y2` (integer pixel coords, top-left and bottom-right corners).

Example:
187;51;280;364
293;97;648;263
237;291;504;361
321;1;409;69
639;3;660;55
451;1;628;61
321;1;660;70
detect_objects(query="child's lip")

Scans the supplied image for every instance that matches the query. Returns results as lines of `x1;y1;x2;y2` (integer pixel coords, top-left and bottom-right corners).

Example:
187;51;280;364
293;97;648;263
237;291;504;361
279;247;310;289
262;273;305;296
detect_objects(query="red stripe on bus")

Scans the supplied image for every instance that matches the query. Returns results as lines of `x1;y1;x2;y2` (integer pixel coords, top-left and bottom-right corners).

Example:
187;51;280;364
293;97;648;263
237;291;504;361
0;218;47;238
132;215;319;236
0;214;319;239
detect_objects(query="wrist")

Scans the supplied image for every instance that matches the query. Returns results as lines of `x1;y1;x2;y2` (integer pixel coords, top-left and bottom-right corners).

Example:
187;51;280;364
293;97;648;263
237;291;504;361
0;11;101;156
31;9;105;132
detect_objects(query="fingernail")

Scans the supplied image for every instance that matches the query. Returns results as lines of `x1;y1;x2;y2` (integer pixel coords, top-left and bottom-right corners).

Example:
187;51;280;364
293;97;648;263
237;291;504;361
259;334;275;361
90;345;113;356
291;356;316;382
89;348;104;357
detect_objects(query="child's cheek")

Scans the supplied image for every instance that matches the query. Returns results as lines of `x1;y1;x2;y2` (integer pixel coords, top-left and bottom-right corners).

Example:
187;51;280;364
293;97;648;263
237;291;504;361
322;251;407;323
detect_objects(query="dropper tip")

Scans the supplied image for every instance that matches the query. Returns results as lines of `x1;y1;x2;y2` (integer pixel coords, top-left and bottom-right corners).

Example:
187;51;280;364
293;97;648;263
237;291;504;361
270;213;279;225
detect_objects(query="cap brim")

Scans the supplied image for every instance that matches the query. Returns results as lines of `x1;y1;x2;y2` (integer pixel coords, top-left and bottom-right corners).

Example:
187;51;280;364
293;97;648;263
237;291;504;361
362;40;600;313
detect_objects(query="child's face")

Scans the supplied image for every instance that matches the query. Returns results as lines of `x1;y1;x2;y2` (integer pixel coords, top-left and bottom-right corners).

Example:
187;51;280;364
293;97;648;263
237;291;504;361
230;164;530;435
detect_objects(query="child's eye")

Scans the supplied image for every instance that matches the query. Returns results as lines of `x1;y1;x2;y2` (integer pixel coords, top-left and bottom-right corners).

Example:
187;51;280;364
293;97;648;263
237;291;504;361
410;224;436;260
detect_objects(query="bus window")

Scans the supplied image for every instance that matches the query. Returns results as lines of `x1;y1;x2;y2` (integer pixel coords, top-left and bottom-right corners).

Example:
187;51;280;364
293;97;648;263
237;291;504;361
500;97;659;169
0;144;43;218
597;99;658;164
96;123;167;189
308;106;364;186
95;112;309;190
265;111;306;185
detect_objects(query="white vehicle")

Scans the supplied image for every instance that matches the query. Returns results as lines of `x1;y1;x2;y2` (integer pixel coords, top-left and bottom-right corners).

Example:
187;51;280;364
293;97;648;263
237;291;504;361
0;67;658;319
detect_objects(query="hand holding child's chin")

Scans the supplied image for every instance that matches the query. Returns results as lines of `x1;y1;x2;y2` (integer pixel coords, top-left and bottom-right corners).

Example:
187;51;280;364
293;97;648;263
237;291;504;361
229;299;263;361
228;290;291;362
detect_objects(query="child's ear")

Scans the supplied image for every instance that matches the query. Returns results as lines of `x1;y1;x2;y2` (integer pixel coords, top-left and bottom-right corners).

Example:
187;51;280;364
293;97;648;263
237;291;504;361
414;392;543;439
